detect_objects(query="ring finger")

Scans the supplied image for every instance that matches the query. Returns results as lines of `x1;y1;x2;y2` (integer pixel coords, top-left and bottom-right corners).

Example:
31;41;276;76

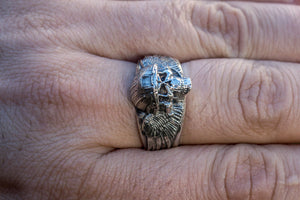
2;51;300;148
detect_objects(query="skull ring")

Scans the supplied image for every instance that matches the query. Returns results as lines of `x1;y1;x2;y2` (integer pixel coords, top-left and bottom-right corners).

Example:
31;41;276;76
130;56;192;150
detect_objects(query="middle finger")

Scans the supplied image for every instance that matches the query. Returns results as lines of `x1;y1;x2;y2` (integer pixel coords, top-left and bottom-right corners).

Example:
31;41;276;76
72;1;300;61
3;1;300;62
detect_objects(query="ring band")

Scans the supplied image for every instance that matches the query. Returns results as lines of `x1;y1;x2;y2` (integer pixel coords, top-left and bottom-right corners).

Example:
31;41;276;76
130;56;192;150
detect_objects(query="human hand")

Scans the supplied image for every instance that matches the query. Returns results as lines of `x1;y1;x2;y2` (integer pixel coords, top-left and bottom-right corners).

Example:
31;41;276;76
1;0;300;199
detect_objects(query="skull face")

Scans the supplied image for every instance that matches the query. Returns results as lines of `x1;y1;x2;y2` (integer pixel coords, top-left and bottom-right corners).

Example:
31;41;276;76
131;56;191;115
157;68;192;97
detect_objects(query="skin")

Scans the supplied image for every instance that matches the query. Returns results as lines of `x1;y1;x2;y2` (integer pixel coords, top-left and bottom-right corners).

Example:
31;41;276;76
1;0;300;199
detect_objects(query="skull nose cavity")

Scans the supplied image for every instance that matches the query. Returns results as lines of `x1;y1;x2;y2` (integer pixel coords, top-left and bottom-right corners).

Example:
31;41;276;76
159;84;168;95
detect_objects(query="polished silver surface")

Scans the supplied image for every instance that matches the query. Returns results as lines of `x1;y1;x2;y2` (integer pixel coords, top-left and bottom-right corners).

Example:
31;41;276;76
130;56;191;150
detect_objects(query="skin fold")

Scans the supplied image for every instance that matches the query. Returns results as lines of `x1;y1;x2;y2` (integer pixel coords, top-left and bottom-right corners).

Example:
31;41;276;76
1;0;300;199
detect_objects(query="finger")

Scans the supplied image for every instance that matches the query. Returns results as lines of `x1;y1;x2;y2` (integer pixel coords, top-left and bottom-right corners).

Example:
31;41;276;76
51;1;300;61
92;144;300;200
6;144;300;199
3;51;300;147
67;1;300;62
74;1;300;62
4;50;300;147
3;1;300;62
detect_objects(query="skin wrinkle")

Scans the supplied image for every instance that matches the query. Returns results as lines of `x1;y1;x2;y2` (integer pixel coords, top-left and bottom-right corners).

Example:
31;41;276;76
225;146;237;199
268;69;283;133
202;147;212;200
275;67;288;131
187;159;197;199
283;69;295;122
219;4;239;56
256;70;263;131
255;148;272;199
260;151;269;183
208;5;222;56
223;60;239;135
189;2;204;57
237;64;248;131
270;162;277;200
225;60;236;120
211;63;222;137
229;3;249;57
284;67;297;136
246;66;262;132
219;64;235;135
277;150;287;199
179;2;194;56
216;146;229;200
207;147;218;199
249;154;253;200
281;161;289;200
242;147;252;199
264;8;277;59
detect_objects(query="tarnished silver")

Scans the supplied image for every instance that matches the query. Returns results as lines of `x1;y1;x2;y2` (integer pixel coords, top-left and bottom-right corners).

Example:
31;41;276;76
130;56;192;150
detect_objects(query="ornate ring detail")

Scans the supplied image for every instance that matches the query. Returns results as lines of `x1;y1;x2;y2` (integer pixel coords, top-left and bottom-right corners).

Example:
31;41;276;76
130;56;192;150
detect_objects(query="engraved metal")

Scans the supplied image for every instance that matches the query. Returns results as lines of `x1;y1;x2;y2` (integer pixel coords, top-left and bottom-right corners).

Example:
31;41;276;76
130;56;192;150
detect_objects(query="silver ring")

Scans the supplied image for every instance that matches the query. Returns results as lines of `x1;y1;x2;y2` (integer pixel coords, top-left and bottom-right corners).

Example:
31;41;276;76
130;56;192;150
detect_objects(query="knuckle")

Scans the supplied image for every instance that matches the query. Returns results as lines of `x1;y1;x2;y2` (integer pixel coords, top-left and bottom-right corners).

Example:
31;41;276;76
237;63;292;134
214;145;277;199
191;2;249;57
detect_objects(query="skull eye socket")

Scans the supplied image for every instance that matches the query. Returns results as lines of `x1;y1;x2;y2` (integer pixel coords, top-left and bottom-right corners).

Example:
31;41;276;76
159;73;167;81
